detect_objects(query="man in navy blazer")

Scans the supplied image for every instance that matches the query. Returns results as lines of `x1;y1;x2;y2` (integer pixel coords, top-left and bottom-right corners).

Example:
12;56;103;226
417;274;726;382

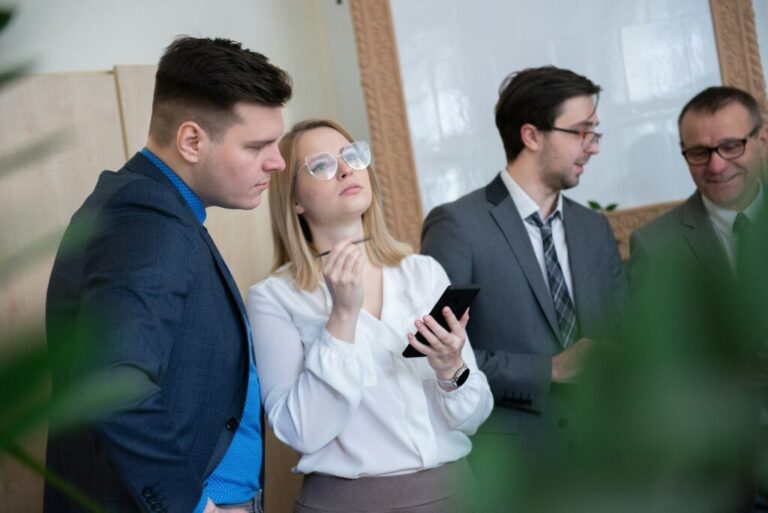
421;66;626;505
44;37;291;513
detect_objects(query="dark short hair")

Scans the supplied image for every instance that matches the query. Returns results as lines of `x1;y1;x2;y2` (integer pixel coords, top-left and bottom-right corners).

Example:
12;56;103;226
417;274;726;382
678;86;763;130
495;65;601;162
149;36;293;145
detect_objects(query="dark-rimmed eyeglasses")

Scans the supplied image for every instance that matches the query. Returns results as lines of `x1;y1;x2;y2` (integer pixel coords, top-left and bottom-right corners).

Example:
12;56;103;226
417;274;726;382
547;126;603;147
301;141;371;181
681;126;762;166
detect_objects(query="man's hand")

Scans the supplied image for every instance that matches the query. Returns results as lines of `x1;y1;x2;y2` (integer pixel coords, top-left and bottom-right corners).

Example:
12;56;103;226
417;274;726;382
551;338;595;383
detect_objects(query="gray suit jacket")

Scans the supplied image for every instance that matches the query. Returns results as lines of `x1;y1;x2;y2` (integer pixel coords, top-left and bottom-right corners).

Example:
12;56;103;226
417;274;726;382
421;174;626;440
628;191;732;290
628;189;768;366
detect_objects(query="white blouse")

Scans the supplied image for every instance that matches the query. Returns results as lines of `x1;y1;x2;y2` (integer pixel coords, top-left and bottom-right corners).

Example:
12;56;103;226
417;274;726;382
246;254;493;478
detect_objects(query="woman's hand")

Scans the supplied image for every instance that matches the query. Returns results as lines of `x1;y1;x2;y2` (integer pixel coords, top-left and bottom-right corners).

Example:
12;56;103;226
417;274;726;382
407;307;469;380
323;238;364;342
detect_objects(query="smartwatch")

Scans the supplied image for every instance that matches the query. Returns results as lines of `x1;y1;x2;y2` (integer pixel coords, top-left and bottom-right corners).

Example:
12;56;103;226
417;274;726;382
437;363;470;390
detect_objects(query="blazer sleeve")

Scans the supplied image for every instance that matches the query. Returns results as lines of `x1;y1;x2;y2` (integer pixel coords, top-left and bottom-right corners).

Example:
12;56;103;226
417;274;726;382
75;183;207;513
422;204;552;414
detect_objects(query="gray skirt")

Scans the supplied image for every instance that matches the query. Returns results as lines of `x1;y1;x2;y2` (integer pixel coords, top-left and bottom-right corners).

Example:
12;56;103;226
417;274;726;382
293;459;475;513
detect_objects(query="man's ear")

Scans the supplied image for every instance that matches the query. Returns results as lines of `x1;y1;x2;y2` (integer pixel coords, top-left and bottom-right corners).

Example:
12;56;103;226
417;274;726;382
758;125;768;160
520;123;542;152
176;121;207;164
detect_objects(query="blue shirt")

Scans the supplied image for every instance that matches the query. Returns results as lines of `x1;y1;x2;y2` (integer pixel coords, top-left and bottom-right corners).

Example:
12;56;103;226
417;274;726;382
140;148;263;510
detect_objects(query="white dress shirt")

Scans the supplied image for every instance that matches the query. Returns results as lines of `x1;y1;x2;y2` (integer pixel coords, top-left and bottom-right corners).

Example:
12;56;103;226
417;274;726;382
499;170;575;299
701;184;764;271
246;254;493;478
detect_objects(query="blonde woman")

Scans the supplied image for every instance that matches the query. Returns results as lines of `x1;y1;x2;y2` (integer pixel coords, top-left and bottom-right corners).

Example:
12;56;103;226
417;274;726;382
246;119;493;513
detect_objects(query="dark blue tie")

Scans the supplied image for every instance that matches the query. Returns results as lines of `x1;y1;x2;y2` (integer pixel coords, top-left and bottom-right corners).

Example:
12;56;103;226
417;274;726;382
527;212;578;347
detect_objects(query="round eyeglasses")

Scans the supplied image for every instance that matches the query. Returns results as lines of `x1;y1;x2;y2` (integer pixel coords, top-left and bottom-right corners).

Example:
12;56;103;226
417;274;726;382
681;126;762;166
301;141;371;180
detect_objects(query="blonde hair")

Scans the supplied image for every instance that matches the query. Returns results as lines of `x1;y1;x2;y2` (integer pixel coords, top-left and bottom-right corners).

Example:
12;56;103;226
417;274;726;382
269;119;411;290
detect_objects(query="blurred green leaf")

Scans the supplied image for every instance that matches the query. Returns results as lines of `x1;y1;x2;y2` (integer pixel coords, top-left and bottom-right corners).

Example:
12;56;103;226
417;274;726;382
0;229;63;289
0;330;48;419
0;127;70;178
3;442;106;513
0;321;147;448
587;200;602;210
0;62;31;91
0;216;97;290
605;203;618;211
0;9;13;32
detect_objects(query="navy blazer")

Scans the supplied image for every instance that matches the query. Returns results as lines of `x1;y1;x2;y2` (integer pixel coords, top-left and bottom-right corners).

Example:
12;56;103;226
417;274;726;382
44;153;250;513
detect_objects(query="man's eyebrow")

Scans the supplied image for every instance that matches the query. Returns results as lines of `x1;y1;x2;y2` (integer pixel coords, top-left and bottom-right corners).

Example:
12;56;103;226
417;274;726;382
570;120;600;129
245;137;278;146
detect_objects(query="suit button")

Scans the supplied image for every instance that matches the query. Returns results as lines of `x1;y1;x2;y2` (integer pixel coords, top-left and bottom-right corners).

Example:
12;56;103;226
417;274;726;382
558;417;568;428
142;487;154;498
226;417;239;431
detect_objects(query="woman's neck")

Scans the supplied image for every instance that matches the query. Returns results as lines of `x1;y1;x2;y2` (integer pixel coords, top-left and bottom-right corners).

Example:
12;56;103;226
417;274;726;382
310;220;366;256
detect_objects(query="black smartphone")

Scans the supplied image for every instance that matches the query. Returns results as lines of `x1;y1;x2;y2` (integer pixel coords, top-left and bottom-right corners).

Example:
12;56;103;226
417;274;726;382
402;284;481;358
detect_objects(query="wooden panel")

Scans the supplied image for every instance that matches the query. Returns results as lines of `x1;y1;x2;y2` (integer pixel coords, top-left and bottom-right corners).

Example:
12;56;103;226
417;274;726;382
349;0;423;249
605;200;681;260
0;71;126;513
114;65;156;158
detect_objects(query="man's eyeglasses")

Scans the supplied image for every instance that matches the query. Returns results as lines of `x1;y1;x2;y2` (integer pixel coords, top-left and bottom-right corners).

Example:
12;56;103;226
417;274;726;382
548;126;603;147
301;141;371;180
681;126;762;166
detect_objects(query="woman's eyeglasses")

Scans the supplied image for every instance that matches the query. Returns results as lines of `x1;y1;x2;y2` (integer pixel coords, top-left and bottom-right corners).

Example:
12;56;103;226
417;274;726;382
301;141;371;180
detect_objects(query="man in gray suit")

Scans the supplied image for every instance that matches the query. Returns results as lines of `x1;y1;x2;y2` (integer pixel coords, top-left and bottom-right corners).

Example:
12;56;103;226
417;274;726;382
629;86;766;289
421;66;626;503
629;86;768;512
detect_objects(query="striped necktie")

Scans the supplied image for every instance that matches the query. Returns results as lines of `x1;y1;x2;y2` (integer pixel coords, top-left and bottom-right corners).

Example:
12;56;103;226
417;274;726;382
527;211;578;347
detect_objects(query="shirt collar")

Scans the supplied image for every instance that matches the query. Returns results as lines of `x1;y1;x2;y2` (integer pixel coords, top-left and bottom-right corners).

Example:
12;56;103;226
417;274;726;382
141;147;206;225
499;169;563;222
701;181;763;234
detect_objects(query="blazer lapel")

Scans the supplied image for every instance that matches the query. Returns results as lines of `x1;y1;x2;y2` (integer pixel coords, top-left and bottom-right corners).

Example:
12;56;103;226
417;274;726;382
199;227;249;322
681;193;732;280
486;176;561;340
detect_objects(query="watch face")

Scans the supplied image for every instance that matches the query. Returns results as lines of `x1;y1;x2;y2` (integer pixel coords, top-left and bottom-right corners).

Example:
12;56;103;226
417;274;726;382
456;367;470;387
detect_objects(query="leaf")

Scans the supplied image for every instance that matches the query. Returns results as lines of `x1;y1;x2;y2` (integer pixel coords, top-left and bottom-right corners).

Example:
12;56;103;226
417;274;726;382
2;443;106;513
0;367;148;447
605;203;618;211
0;127;71;178
0;331;49;418
0;230;64;289
46;368;150;435
0;63;32;91
0;9;13;32
0;215;97;290
587;200;602;210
